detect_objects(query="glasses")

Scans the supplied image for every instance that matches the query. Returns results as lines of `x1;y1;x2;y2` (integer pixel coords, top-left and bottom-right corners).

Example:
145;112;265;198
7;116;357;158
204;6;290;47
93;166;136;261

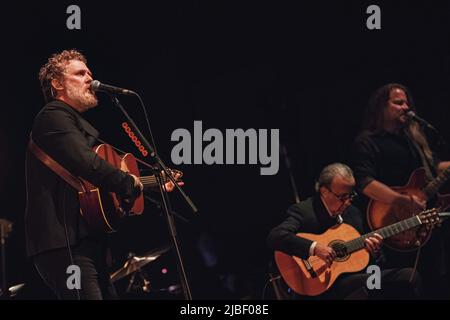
326;187;358;202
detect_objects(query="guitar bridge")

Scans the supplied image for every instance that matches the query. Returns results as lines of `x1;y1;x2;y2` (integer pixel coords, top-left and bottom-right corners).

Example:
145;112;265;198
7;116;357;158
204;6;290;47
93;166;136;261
302;259;318;278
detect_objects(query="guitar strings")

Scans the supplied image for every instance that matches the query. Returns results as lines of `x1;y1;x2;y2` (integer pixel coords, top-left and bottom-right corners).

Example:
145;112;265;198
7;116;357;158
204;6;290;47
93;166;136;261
301;228;404;267
305;243;349;265
138;169;182;185
140;175;181;184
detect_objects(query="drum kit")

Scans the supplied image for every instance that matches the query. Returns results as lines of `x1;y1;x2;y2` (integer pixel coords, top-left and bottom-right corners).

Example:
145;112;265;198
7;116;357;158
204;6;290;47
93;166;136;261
1;219;32;299
110;244;180;298
0;216;178;299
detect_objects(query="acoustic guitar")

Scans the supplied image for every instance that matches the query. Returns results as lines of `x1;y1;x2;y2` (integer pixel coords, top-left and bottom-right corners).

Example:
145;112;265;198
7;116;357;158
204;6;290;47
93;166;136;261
275;208;449;296
367;166;450;251
78;144;182;233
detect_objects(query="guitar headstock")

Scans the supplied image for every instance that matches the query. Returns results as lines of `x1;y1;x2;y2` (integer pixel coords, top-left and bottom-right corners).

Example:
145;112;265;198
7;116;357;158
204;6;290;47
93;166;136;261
418;208;441;227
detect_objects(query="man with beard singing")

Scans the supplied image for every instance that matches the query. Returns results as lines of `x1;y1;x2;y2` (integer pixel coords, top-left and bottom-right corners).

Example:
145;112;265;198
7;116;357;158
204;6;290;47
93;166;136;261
25;49;144;299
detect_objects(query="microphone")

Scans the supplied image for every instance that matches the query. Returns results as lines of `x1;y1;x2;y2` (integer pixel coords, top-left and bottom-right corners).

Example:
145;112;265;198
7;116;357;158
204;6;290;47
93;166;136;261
406;111;436;131
90;80;136;96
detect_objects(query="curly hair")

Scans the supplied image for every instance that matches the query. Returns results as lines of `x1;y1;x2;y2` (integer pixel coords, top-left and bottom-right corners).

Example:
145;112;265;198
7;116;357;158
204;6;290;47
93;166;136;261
38;49;87;103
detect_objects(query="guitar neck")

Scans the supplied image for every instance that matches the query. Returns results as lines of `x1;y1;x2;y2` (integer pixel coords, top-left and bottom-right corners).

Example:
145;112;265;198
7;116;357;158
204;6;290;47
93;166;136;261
423;167;450;198
139;175;158;188
345;215;422;254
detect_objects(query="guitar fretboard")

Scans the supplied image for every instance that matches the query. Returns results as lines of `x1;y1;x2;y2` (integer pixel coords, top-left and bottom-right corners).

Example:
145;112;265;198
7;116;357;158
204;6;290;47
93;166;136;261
139;175;158;187
344;215;422;254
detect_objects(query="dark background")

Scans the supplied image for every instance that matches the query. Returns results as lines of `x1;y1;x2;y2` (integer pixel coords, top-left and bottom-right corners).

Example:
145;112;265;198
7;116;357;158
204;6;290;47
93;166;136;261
1;1;450;299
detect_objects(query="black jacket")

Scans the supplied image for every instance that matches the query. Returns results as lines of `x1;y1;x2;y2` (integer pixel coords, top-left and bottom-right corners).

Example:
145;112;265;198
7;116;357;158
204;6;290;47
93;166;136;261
25;100;137;257
267;196;368;260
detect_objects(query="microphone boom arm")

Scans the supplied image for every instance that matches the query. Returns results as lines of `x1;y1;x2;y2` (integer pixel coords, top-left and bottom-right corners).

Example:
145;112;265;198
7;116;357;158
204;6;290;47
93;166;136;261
109;94;196;300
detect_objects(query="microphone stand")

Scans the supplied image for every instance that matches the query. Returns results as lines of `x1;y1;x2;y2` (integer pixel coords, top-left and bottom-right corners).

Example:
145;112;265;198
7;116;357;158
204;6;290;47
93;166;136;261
280;144;300;204
110;95;197;300
144;195;189;223
408;112;447;151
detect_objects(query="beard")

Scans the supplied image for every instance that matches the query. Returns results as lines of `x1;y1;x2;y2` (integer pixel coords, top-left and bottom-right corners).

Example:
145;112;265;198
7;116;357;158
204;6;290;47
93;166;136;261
397;113;409;128
66;83;98;111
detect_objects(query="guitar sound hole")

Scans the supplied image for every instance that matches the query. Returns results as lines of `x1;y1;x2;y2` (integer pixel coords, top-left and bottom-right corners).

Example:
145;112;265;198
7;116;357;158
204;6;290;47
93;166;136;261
330;240;349;262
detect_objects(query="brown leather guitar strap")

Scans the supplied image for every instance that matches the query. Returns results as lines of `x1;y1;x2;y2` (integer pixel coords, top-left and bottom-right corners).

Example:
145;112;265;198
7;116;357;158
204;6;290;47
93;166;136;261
28;137;86;193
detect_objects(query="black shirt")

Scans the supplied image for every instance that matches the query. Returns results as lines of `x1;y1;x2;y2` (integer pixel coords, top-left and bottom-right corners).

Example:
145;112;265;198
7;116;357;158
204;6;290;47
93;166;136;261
351;130;423;194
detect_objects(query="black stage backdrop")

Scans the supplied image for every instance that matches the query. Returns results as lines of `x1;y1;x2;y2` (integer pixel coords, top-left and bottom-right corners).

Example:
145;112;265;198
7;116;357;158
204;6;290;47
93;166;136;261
0;1;450;299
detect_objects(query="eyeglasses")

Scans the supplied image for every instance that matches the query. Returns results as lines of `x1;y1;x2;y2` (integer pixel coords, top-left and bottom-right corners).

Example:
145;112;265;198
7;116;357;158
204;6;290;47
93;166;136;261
326;187;358;202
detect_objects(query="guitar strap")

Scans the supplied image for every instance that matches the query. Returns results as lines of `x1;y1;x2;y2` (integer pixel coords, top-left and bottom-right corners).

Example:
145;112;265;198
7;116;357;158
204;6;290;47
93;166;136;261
28;137;87;193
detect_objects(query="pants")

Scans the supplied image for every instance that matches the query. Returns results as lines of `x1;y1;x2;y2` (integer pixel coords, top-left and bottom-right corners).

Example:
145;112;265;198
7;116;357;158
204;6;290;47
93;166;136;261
33;237;117;300
382;226;450;299
293;267;422;300
328;267;422;299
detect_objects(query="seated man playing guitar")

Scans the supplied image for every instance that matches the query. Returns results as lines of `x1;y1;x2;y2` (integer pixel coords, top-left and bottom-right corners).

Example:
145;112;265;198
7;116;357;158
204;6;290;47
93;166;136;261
267;163;421;299
26;49;180;300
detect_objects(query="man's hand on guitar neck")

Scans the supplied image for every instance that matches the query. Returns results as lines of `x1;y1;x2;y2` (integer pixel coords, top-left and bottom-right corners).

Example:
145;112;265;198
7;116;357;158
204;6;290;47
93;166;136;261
364;233;383;257
314;244;336;267
162;171;184;192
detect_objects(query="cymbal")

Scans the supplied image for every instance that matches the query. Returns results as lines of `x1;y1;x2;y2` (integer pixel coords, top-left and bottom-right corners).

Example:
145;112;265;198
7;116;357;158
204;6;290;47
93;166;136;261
9;283;25;297
111;245;171;282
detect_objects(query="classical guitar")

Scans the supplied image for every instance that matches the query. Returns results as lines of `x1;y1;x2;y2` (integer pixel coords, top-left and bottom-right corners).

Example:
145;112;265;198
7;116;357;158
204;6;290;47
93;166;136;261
275;208;449;296
367;166;450;251
78;144;182;233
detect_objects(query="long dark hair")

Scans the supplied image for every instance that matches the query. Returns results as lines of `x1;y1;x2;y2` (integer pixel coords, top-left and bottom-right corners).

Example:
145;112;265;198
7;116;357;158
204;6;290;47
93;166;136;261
363;83;433;164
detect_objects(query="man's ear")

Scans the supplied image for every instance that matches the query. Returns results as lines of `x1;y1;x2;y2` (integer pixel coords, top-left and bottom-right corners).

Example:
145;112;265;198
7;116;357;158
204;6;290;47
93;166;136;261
51;78;64;91
319;186;327;197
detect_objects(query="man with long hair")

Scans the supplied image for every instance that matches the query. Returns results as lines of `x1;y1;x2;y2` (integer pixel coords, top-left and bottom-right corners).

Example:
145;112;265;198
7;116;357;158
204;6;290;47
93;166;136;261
351;83;450;298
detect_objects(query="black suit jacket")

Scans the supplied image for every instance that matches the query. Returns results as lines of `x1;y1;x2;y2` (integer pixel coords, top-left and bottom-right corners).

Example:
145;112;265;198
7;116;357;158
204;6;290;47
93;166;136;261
267;196;367;260
25;100;136;257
